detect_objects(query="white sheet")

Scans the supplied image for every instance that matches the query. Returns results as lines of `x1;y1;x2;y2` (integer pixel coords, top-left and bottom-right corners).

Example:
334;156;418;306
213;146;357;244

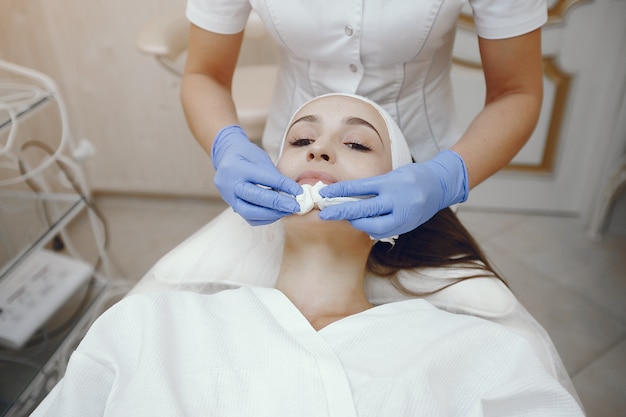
128;208;582;408
31;287;583;416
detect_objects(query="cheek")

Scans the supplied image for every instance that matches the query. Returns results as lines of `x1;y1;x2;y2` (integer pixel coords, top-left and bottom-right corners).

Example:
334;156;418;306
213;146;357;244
343;154;392;179
275;156;298;180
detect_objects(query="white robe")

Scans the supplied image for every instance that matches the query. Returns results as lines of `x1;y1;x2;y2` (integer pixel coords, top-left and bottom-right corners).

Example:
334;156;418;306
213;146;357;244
31;287;583;416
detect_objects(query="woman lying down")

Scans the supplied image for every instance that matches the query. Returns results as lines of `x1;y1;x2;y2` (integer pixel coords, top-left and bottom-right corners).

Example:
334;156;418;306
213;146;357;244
31;94;584;416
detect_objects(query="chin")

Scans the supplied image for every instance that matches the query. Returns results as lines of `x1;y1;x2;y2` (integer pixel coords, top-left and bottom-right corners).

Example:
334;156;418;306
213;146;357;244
282;210;366;239
282;209;323;224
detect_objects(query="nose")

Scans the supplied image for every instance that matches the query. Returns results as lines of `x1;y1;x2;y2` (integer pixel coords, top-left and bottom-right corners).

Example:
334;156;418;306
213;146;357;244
307;139;334;163
308;152;330;162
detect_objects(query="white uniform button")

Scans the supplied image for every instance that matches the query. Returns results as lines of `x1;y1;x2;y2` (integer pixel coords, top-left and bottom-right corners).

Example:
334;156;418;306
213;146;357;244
349;64;358;73
344;25;354;36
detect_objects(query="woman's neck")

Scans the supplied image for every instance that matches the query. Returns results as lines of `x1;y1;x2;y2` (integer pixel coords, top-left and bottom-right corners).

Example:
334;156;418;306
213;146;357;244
275;225;374;330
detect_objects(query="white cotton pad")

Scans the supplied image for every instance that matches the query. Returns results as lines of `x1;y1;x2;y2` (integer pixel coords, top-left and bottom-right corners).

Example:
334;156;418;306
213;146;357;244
294;181;397;244
295;181;362;215
295;182;322;214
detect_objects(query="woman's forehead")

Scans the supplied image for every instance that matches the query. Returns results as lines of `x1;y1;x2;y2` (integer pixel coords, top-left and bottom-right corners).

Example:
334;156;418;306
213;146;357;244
293;96;389;138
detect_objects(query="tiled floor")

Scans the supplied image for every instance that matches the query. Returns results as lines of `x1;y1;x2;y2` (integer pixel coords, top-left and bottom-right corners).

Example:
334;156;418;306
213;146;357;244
456;209;625;417
75;195;625;416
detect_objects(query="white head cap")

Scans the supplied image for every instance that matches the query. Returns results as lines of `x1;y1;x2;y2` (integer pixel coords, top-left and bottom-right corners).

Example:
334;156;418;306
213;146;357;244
278;93;413;169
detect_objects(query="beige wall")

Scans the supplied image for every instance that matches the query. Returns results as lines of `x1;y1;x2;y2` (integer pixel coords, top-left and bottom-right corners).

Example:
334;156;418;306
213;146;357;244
1;0;218;197
2;1;624;230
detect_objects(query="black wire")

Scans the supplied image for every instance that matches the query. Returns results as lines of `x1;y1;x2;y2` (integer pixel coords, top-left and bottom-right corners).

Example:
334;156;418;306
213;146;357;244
22;274;97;349
0;354;57;414
17;139;111;270
0;140;111;352
1;81;112;414
0;355;42;371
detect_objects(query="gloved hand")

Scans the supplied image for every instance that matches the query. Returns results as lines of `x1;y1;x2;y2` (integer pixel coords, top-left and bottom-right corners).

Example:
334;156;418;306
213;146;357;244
319;149;469;239
212;125;302;225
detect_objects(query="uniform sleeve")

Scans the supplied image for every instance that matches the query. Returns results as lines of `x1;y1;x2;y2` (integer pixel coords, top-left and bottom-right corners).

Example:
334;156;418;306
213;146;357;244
185;0;252;34
469;0;548;39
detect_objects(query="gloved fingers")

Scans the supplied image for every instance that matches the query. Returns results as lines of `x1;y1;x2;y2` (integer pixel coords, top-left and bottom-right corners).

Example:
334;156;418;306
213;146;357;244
319;176;382;199
211;126;257;169
234;182;301;214
348;215;402;240
251;167;303;197
242;144;277;166
230;197;294;226
318;196;392;221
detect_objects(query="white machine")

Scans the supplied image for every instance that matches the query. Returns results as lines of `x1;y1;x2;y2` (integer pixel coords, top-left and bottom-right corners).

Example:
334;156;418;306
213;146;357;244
0;249;92;350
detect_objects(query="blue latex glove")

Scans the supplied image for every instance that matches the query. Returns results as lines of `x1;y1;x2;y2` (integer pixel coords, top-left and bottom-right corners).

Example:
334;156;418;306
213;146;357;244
319;149;469;239
211;125;302;225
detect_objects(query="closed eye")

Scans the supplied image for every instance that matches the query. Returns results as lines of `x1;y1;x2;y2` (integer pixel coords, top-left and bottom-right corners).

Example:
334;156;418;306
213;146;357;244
289;138;315;147
345;141;372;151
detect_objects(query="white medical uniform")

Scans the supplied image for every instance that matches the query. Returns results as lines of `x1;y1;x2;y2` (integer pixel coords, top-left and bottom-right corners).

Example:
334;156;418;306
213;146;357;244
31;287;583;416
185;0;547;161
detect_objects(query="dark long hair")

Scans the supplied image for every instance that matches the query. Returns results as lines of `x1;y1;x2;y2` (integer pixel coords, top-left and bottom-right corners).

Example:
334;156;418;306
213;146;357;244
367;208;505;296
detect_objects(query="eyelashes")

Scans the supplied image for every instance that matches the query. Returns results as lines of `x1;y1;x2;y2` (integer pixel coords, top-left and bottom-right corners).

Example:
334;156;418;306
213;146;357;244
345;141;373;151
289;138;315;147
288;137;373;152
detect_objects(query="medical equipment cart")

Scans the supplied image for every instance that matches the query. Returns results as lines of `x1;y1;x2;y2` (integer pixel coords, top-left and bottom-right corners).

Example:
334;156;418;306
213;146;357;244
0;60;113;416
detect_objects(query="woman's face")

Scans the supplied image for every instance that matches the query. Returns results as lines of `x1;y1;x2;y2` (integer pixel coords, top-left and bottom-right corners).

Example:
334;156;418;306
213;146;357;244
276;96;393;186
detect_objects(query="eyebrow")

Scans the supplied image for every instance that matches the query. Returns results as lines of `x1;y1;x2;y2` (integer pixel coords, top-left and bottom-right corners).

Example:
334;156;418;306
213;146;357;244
344;116;383;145
288;114;384;146
288;114;319;131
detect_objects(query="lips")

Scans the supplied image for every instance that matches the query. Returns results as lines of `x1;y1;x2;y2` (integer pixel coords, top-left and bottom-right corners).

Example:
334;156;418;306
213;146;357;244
296;170;338;185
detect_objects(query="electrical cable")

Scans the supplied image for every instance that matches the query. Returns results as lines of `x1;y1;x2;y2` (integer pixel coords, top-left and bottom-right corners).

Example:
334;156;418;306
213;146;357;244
2;143;112;354
0;60;72;186
0;354;45;371
1;60;115;276
0;82;64;186
21;275;98;349
0;61;124;411
0;140;111;352
17;139;112;272
0;353;56;414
